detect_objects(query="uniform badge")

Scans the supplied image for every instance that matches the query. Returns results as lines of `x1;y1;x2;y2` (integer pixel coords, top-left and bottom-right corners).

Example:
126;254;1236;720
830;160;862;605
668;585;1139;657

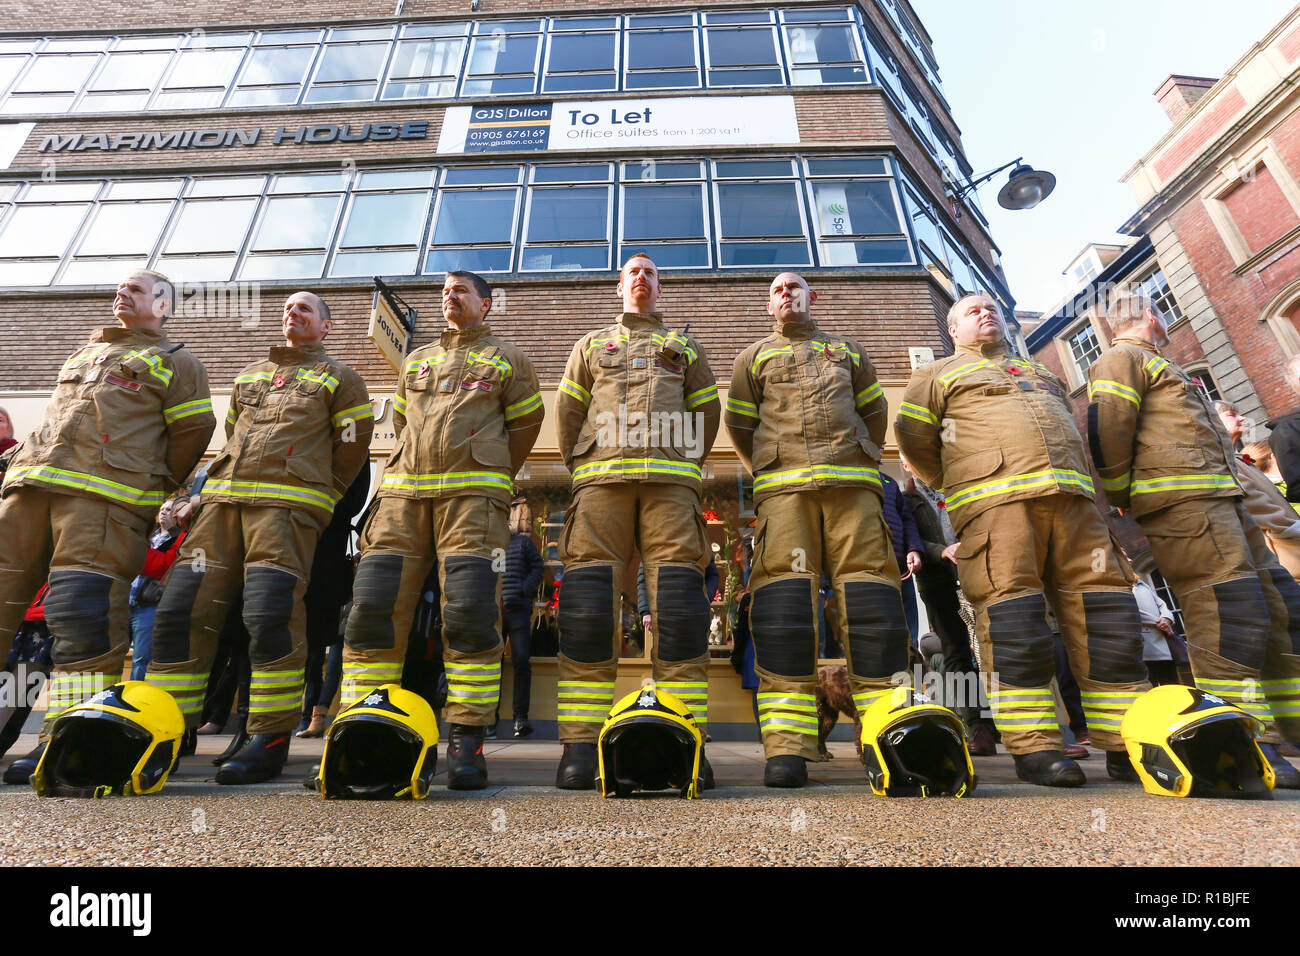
418;361;430;376
104;374;141;392
1036;382;1062;397
654;359;681;373
439;380;454;392
94;354;108;365
633;358;647;369
272;374;286;389
461;380;494;392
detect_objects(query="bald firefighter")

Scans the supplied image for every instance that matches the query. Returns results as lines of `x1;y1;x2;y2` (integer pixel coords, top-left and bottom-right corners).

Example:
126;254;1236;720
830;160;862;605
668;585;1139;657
553;253;721;790
147;290;372;784
343;271;543;790
1087;293;1300;788
724;273;906;787
0;270;214;784
896;294;1150;787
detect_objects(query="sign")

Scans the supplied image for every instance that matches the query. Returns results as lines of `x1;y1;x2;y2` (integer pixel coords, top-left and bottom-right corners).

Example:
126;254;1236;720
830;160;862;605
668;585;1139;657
37;121;428;154
437;95;799;154
369;281;415;373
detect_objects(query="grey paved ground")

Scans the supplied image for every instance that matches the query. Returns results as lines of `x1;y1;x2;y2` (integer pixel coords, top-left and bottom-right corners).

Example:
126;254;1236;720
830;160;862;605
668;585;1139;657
2;734;1297;866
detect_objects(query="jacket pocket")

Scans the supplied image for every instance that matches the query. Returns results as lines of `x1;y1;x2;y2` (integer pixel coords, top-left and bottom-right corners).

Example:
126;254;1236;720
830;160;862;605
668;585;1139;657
751;441;778;473
943;447;1003;486
571;422;598;459
1138;444;1206;469
953;528;993;605
286;453;331;486
102;444;148;475
470;436;512;469
858;434;882;462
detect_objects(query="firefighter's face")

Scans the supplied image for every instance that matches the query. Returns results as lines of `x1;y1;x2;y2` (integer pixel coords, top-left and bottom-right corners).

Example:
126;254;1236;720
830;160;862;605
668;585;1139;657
113;272;170;329
767;273;817;322
1145;304;1170;347
618;257;661;313
282;292;332;346
950;295;1005;346
442;275;490;328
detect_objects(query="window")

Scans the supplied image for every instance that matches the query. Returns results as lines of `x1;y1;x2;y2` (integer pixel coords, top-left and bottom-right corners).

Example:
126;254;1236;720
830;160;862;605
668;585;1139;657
625;14;700;90
1131;263;1184;324
0;181;99;285
156;176;264;282
330;169;434;277
59;179;181;285
304;26;394;103
781;7;865;85
1066;322;1103;377
619;161;709;268
153;34;249;110
703;11;782;87
714;159;810;267
227;30;321;107
2;39;108;114
462;20;541;96
1185;365;1222;403
383;24;467;100
239;172;345;280
426;166;521;274
544;18;618;93
806;158;911;266
0;41;38;105
78;40;178;113
522;164;612;271
1148;569;1185;636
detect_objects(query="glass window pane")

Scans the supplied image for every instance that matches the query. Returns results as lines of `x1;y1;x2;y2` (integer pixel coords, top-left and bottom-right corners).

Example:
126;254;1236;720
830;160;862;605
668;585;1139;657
786;24;855;63
15;55;100;93
226;87;298;106
620;243;708;268
705;12;772;24
706;28;778;66
442;167;520;186
24;182;101;201
388;38;463;80
819;238;912;265
526;187;607;242
329;27;394;42
331;249;417;276
237;46;314;87
0;42;39;55
313;43;387;83
0;184;18;202
356;169;434;189
58;258;150;286
250;195;341;251
473;20;540;33
548;33;615;73
782;8;852;23
0;260;58;284
155;255;237;282
715;160;794;178
628;15;694;27
2;94;76;114
544;74;615;93
0;56;30;94
78;93;151;112
719;242;809;266
164;198;258;254
625;70;697;90
303;83;376;103
468;34;538;76
627;31;696;70
806;158;886;177
189;177;265;197
90;51;172;91
152;89;226;109
341;192;426;248
114;35;181;52
812;181;900;236
45;39;110;53
0;204;90;257
239;253;325;280
383;80;456;99
257;30;321;45
164;48;244;90
185;32;252;48
552;17;619;30
104;180;183;200
521;246;607;270
623;185;704;240
432;190;517;244
718;182;803;237
425;248;512;273
403;24;470;39
532;165;609;183
622;161;701;180
271;173;346;193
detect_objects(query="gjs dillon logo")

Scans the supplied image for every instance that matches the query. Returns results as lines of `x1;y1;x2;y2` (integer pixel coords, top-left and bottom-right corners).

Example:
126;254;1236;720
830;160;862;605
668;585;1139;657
49;886;151;936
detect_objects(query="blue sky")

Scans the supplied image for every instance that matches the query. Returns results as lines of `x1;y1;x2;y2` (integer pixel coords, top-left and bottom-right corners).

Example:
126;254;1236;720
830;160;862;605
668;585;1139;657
913;0;1295;313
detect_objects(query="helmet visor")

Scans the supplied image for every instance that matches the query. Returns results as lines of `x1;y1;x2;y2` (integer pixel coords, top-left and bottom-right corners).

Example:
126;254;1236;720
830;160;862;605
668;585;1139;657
602;718;698;796
38;712;152;797
323;715;425;799
880;715;972;797
1169;716;1270;799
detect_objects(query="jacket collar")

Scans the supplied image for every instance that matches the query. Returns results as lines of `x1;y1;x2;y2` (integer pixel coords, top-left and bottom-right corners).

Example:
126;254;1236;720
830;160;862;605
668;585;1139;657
96;326;168;347
269;341;327;364
1111;334;1163;356
440;323;493;348
774;317;818;341
955;340;1010;360
618;312;666;333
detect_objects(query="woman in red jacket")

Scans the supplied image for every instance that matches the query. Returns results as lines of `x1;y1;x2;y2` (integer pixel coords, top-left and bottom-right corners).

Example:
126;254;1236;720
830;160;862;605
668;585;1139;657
129;497;185;681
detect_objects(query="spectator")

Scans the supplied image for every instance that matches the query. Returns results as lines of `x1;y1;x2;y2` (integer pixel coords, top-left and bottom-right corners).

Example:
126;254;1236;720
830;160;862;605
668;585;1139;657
128;496;184;680
0;584;52;763
499;497;544;738
1266;354;1300;502
1132;576;1180;686
0;406;16;456
637;554;719;644
729;539;759;727
880;472;923;641
1218;403;1300;579
1047;605;1090;757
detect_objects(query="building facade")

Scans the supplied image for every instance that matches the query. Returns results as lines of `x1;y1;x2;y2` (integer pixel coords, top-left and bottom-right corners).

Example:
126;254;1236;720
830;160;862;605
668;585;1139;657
0;0;1017;733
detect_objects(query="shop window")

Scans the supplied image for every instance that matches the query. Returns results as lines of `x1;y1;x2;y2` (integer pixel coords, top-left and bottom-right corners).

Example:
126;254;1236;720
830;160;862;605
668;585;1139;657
462;20;541;96
625;15;700;90
304;26;394;104
330;169;434;277
383;24;467;100
239;172;344;280
153;37;248;110
703;12;782;87
521;164;612;271
156;176;263;282
543;18;618;93
226;31;321;107
425;167;521;274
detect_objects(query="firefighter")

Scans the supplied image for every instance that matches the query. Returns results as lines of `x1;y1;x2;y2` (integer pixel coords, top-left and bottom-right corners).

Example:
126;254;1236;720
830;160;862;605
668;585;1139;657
552;253;721;790
0;270;214;783
725;272;907;788
1087;293;1300;788
147;290;372;785
343;271;543;791
895;294;1151;787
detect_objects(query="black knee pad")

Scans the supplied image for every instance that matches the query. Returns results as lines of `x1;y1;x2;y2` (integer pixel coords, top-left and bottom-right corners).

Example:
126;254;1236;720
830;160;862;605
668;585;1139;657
242;566;297;666
345;554;404;652
749;578;816;678
150;561;205;664
843;581;910;679
987;593;1053;687
441;555;499;655
654;566;709;663
1214;578;1269;670
1264;566;1300;655
1082;590;1147;683
558;565;615;664
45;571;111;665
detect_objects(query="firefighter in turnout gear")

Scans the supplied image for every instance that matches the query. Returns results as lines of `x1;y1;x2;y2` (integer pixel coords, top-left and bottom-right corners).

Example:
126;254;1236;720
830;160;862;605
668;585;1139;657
553;253;721;791
1087;293;1300;789
726;272;907;789
0;270;214;784
147;290;372;785
895;294;1151;787
343;271;543;791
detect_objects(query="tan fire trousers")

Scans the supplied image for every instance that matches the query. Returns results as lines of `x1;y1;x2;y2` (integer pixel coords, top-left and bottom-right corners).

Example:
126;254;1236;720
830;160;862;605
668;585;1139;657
954;494;1150;755
148;503;319;734
556;482;711;743
0;488;147;734
1140;498;1300;744
344;494;508;727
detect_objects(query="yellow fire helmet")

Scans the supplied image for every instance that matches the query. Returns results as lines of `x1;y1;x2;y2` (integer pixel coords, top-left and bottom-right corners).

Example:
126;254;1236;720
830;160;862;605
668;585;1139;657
1120;685;1274;799
315;683;439;800
32;681;185;798
859;687;976;797
597;681;703;799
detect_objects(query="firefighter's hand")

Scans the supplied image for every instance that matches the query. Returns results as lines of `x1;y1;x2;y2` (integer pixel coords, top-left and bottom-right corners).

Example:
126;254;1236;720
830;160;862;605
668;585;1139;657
906;551;922;574
173;498;194;530
942;543;960;564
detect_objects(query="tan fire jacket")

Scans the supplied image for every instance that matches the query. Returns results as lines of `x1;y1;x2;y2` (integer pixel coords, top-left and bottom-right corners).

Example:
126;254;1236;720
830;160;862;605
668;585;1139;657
379;323;543;503
894;341;1093;533
1086;336;1241;517
2;326;214;520
206;342;372;519
724;318;887;504
556;312;720;490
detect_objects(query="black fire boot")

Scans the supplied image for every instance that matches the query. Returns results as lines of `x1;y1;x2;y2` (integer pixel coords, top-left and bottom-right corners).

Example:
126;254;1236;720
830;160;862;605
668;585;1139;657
446;724;488;791
214;733;290;785
764;754;808;788
1105;749;1140;782
699;749;716;791
1013;749;1086;787
556;742;597;790
1259;743;1300;790
2;742;46;785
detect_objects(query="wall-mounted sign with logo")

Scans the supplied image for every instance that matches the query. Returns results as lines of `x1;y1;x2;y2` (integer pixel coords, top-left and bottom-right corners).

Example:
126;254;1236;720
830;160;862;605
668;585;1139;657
369;278;416;373
437;96;798;154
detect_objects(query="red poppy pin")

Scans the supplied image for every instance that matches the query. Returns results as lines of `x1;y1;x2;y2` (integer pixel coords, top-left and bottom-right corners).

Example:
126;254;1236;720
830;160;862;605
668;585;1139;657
1007;365;1021;375
272;374;286;389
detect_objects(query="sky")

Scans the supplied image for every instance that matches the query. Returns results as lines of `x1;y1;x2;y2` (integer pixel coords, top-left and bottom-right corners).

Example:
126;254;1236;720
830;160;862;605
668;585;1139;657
913;0;1296;314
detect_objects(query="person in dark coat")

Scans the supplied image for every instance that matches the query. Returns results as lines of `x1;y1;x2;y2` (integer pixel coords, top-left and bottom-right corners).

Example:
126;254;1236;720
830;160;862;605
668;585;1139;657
880;471;924;641
500;498;544;737
1267;358;1300;502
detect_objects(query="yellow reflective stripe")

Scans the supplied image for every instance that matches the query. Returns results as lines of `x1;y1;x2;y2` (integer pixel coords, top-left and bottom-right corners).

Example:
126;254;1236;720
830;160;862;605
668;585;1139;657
752;345;793;374
899;402;938;426
1100;472;1131;492
759;716;819;735
1130;474;1238;495
504;391;543;421
760;711;818;726
296;368;340;393
147;674;207;690
225;407;238;425
558;377;591;404
1145;356;1169;379
332;403;373;427
855;381;883;406
1262;679;1300;693
812;340;860;365
203;479;337;510
938;359;992;387
380;471;512;492
393;395;407;416
252;669;305;683
1088;379;1141;407
163;398;213;424
4;465;166;507
126;349;172;386
726;397;759;418
404;353;449;376
753;464;881;492
467;351;512;376
686;384;717;409
946;469;1094;510
757;698;817;713
235;371;274;385
572;458;702;482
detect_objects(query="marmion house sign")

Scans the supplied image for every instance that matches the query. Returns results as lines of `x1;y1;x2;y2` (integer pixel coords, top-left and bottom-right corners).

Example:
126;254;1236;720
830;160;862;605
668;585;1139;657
38;121;430;152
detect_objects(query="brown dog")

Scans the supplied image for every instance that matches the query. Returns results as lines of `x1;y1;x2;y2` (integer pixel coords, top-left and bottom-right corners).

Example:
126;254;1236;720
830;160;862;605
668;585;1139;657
815;645;928;760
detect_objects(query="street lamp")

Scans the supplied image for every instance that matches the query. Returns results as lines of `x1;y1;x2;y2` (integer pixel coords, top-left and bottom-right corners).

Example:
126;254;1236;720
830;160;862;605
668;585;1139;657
950;157;1057;211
